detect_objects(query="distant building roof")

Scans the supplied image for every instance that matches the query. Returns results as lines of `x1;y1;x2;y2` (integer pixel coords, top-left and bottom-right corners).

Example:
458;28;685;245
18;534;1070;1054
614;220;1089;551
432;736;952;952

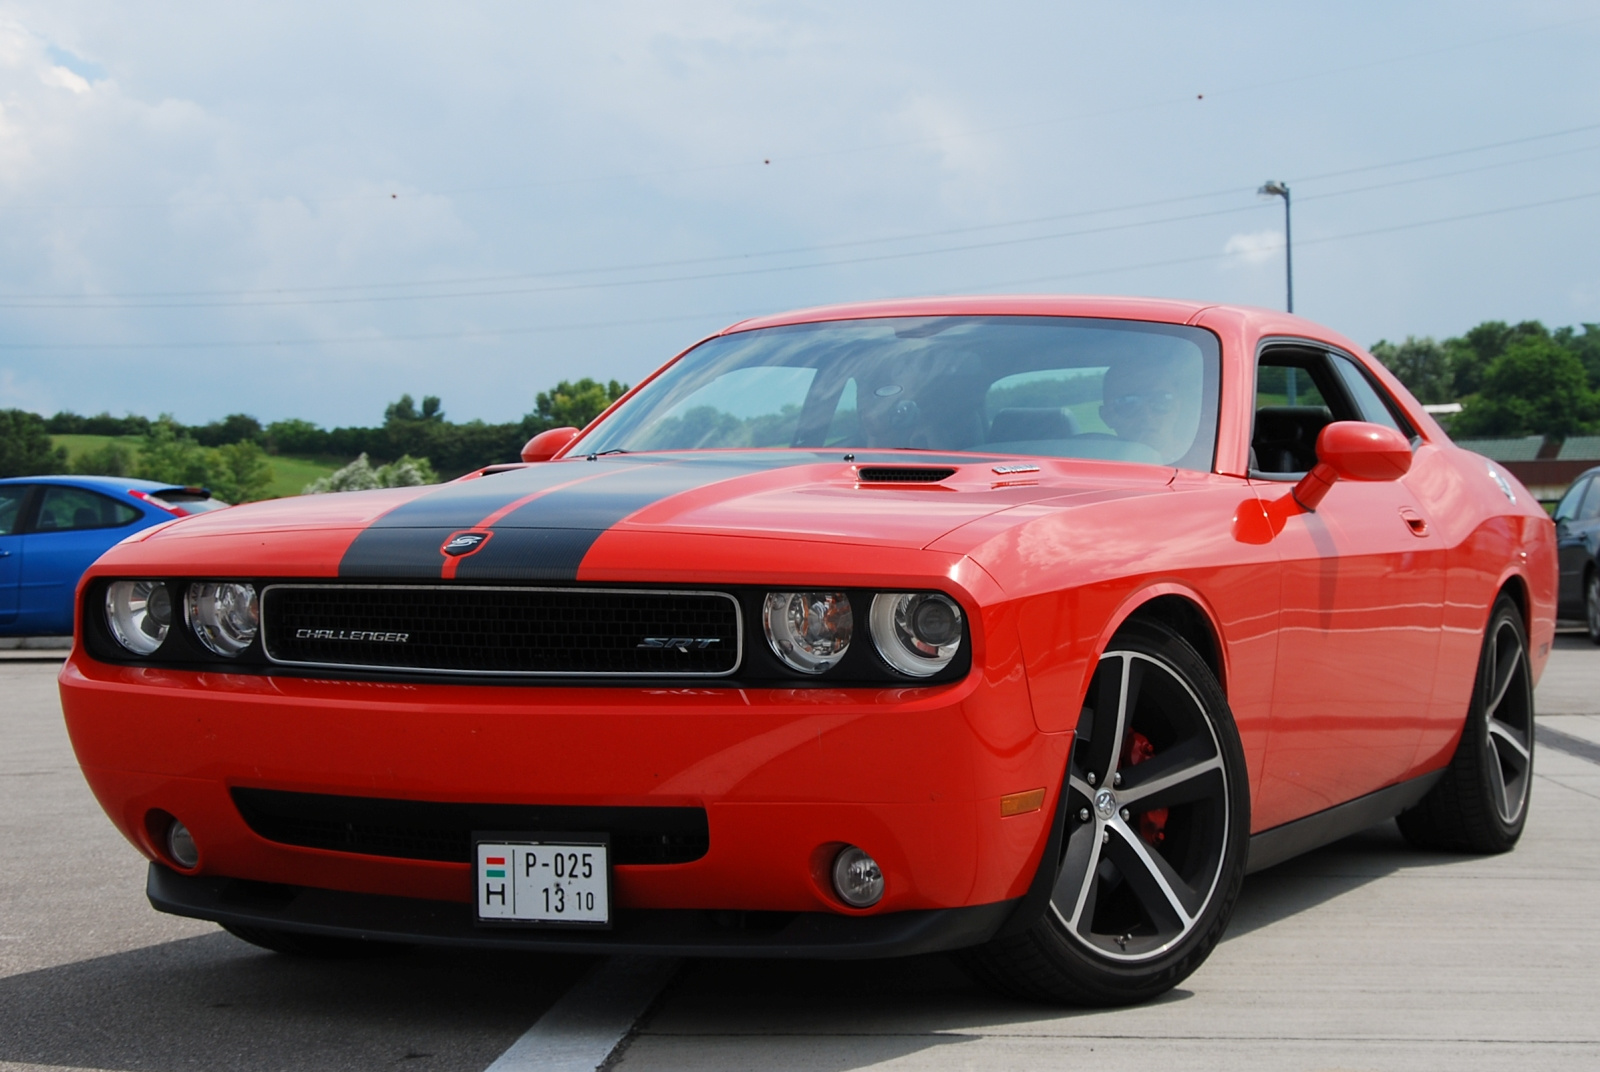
1557;435;1600;461
1453;435;1546;461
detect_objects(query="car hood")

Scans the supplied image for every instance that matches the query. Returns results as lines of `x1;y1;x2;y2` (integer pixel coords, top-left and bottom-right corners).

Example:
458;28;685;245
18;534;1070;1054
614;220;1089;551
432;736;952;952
115;451;1174;581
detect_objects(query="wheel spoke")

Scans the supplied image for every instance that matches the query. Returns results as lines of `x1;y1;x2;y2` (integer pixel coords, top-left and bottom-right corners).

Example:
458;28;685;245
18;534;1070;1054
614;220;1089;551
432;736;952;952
1488;720;1531;771
1050;817;1104;935
1488;627;1520;714
1484;738;1512;818
1104;819;1197;929
1117;735;1224;809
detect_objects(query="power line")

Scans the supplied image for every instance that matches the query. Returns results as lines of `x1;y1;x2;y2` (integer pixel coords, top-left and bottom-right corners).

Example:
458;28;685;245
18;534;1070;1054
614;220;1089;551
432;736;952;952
11;186;1600;352
4;119;1597;306
959;187;1600;293
0;310;755;351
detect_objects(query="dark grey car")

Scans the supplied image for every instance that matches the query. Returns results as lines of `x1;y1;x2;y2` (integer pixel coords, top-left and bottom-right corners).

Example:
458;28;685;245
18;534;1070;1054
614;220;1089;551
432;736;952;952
1554;466;1600;644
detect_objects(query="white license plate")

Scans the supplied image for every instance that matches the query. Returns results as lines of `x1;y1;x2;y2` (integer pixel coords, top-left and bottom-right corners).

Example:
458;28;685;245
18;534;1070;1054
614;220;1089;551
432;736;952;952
474;836;610;926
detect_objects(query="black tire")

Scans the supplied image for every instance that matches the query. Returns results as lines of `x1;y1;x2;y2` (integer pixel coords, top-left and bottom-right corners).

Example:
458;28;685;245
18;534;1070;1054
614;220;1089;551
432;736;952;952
1585;570;1600;647
221;923;411;958
960;620;1250;1006
1398;593;1534;853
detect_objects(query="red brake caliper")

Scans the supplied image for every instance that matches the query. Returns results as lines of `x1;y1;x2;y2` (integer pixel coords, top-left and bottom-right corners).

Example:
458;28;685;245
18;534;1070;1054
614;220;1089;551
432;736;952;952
1121;730;1169;846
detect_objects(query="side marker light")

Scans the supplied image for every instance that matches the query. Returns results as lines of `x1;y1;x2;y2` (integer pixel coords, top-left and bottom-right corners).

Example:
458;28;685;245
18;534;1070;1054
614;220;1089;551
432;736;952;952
1000;788;1047;817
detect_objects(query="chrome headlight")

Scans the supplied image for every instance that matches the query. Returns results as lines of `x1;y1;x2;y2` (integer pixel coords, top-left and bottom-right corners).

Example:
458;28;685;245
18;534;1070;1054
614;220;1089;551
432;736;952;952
870;592;963;677
105;580;172;655
185;582;259;657
762;591;853;674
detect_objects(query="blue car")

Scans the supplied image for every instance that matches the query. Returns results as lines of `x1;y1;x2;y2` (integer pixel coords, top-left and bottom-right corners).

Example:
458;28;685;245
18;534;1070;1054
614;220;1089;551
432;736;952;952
0;476;229;637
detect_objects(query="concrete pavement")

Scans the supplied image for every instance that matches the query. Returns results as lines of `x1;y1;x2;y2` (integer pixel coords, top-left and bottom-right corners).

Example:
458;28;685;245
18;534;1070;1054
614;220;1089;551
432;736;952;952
1;636;1596;1071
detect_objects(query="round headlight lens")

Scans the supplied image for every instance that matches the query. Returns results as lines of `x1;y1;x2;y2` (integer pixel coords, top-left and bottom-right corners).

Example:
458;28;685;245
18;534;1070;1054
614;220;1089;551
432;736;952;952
105;580;172;655
870;592;964;677
185;582;259;657
762;591;853;674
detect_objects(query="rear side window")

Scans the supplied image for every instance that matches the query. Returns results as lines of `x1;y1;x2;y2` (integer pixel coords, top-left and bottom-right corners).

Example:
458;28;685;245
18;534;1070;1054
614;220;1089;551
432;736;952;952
1555;478;1589;521
1330;354;1410;436
0;485;29;535
33;487;140;532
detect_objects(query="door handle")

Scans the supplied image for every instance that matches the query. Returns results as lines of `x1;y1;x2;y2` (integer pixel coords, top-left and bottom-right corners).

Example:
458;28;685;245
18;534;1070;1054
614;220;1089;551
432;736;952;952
0;549;10;557
1399;507;1429;537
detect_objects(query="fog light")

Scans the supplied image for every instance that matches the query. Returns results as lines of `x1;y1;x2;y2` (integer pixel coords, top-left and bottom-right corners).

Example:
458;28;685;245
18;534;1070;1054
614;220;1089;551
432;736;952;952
166;819;199;869
831;845;884;907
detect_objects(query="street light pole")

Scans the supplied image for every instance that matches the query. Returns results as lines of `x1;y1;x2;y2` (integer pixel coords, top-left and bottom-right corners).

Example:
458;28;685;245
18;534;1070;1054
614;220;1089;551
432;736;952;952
1257;180;1292;313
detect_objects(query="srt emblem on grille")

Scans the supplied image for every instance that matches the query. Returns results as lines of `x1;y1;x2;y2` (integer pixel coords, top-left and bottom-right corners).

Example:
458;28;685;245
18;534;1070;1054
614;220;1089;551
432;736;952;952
441;530;492;557
638;637;722;652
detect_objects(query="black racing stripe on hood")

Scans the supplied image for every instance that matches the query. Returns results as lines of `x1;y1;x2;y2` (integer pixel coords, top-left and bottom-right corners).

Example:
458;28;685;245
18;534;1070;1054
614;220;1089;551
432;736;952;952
452;458;792;579
337;454;819;580
337;462;609;578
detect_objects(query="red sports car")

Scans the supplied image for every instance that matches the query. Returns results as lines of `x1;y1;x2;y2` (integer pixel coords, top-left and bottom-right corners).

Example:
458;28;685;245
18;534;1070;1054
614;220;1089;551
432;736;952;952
59;296;1555;1005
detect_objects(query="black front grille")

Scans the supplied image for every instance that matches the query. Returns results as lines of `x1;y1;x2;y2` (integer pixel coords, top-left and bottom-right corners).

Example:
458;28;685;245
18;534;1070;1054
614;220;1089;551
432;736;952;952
856;466;956;483
232;788;710;865
261;585;741;676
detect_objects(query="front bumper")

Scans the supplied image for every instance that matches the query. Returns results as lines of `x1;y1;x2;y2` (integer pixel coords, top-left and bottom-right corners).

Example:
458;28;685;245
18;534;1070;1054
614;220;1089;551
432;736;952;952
61;650;1067;920
148;864;1020;958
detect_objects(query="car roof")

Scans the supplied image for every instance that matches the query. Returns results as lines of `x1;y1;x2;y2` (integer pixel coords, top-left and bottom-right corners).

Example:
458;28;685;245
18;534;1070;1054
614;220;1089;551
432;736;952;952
719;294;1220;334
0;475;188;494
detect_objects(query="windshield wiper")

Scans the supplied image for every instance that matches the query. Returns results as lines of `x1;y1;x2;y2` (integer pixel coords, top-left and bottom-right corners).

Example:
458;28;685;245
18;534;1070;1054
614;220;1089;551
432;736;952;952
586;448;630;460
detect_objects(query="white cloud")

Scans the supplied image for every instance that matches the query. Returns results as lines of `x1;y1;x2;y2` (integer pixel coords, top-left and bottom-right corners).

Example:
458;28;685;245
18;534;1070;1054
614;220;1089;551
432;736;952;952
1223;230;1284;266
40;63;87;93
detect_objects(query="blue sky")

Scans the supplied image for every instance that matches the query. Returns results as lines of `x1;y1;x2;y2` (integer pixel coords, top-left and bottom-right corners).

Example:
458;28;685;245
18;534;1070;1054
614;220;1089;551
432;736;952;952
1;1;1597;427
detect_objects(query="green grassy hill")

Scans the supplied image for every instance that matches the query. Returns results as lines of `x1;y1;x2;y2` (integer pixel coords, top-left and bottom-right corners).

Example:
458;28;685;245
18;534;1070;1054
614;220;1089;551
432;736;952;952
51;434;345;501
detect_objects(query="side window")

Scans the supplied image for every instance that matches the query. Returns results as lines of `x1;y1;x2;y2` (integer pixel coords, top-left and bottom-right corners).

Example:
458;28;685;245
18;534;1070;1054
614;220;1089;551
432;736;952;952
1252;350;1352;476
1330;354;1409;436
1554;478;1589;522
32;487;140;532
0;485;31;535
1580;479;1600;522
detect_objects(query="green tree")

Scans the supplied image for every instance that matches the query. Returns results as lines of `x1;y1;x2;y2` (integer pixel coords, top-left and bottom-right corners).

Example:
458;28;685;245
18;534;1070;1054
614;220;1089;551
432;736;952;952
533;379;628;429
71;441;135;477
1444;320;1551;398
1452;335;1600;438
193;413;265;447
0;409;69;477
207;441;275;503
1554;323;1600;389
133;416;213;486
1371;336;1453;404
264;418;329;455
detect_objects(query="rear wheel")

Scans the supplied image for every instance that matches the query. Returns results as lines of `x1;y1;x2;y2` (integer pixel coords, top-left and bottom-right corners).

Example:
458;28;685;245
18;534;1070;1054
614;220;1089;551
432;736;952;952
1398;593;1533;853
222;923;411;958
961;620;1249;1006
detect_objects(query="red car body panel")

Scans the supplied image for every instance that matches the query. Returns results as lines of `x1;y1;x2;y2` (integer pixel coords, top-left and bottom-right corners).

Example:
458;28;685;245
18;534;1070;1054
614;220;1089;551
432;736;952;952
59;296;1557;931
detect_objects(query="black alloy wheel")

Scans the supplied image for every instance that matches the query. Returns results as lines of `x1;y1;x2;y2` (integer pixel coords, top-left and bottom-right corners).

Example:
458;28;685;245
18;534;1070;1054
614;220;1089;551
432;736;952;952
1586;571;1600;647
1399;593;1534;853
962;620;1249;1006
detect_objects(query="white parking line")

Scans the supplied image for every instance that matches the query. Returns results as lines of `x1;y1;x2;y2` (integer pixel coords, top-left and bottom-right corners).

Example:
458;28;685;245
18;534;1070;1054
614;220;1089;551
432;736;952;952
485;956;681;1072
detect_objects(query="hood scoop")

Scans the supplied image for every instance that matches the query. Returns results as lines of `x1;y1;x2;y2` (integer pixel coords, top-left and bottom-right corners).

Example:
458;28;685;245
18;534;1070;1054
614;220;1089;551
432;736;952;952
856;465;957;484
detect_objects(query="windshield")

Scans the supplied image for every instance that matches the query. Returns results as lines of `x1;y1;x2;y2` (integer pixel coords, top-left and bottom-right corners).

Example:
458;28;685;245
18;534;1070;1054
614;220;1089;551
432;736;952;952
575;315;1222;469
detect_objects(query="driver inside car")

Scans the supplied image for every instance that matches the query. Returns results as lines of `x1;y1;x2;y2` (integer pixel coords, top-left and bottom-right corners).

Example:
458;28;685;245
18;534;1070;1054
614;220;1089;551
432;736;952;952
1098;351;1204;463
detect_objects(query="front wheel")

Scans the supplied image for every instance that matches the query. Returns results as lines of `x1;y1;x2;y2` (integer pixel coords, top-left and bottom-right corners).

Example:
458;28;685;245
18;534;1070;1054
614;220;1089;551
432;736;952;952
960;620;1250;1006
1398;593;1534;853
